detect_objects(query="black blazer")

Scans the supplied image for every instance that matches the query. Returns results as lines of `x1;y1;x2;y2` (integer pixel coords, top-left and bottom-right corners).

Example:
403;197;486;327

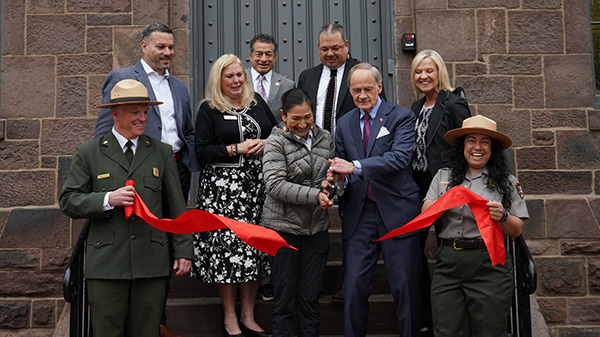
411;90;471;176
194;93;277;166
297;57;361;122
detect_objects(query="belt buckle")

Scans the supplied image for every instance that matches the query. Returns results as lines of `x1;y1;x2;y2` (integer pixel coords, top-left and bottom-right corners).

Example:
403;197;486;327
452;238;463;251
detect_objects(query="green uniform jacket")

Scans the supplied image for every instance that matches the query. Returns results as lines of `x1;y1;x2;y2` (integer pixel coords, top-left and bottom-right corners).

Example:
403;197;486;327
60;132;194;279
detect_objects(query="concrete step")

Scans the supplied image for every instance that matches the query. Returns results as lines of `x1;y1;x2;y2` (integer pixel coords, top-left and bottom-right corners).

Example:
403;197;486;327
165;294;399;336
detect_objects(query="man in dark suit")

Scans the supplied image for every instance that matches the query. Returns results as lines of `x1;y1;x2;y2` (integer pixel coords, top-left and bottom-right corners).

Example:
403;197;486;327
60;79;193;337
95;22;197;201
329;63;422;337
94;23;196;337
247;33;295;123
297;23;359;135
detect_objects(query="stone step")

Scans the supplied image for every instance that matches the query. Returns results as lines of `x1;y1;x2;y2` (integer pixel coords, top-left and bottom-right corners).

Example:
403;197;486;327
164;294;399;336
168;259;397;299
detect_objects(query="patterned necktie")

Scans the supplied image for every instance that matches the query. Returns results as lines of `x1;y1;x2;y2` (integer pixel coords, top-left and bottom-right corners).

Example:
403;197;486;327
363;113;375;201
257;74;267;101
125;140;133;165
323;68;337;132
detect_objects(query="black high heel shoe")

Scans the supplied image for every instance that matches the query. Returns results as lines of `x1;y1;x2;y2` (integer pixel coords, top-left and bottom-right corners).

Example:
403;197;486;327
223;324;245;337
239;321;272;337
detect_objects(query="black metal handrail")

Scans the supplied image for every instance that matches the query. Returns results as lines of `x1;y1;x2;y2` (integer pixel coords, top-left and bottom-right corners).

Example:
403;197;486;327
507;235;537;337
63;219;93;337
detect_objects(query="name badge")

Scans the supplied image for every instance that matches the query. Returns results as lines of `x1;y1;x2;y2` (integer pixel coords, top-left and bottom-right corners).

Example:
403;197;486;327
97;173;110;180
223;115;237;120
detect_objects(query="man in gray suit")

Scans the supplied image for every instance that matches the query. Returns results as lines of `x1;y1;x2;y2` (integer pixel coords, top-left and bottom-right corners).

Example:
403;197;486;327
247;33;294;123
94;22;195;337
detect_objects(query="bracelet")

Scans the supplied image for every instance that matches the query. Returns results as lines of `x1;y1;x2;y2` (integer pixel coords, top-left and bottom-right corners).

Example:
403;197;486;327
234;143;238;156
498;209;509;223
227;144;236;157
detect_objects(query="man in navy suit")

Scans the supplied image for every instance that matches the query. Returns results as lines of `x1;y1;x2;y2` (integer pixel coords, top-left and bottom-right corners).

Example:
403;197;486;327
94;22;196;337
329;63;422;337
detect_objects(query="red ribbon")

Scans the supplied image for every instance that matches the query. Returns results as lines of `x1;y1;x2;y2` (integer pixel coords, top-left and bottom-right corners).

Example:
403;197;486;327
124;180;296;256
377;185;505;265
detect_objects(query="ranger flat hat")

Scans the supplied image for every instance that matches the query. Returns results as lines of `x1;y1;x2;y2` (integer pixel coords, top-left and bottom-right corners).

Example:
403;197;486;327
97;79;163;108
444;114;512;149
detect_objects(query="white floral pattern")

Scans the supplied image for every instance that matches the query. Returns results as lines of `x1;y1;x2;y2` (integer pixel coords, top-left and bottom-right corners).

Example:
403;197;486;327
191;114;270;283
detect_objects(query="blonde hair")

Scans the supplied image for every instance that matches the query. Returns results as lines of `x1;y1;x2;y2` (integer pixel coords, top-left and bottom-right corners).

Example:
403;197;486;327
410;49;453;94
202;54;256;112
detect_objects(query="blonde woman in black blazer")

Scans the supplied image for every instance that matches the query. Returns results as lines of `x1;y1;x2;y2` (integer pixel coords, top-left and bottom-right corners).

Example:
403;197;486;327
410;49;471;337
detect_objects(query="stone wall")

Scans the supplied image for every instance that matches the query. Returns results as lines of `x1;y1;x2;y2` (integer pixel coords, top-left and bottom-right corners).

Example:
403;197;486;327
0;1;189;335
395;0;600;336
0;0;598;336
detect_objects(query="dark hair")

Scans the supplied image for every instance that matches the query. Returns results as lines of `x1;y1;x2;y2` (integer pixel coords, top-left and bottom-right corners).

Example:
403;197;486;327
249;33;278;55
281;88;313;116
448;136;513;210
319;23;347;41
141;23;173;41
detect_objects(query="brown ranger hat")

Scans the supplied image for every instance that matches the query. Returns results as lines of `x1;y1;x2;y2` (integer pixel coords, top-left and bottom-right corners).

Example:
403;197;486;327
444;114;512;149
97;79;163;108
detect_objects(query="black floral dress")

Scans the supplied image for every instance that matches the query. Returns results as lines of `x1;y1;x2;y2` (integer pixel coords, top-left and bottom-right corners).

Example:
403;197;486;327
192;108;271;283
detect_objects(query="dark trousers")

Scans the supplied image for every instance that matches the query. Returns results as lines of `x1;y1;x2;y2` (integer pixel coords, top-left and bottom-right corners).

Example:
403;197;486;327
271;230;329;337
88;277;166;337
343;199;422;337
432;245;513;337
413;169;435;330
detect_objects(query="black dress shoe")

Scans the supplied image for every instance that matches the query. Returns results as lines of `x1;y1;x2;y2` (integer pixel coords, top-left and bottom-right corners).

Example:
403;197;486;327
223;324;245;337
239;321;272;337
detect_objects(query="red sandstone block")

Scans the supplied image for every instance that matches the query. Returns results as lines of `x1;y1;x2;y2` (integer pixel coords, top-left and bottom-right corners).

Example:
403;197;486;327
535;257;586;296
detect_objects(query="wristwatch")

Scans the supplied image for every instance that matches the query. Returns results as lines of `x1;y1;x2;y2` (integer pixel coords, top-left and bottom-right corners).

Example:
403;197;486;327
499;209;509;223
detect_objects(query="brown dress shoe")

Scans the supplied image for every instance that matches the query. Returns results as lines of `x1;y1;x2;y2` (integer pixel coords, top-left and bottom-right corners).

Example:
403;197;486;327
160;324;182;337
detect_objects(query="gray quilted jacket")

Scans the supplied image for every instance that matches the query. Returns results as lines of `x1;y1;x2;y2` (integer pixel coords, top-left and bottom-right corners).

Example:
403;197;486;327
261;125;334;235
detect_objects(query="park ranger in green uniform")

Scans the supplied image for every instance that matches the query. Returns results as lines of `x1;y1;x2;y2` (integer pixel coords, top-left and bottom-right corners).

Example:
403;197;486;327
60;79;193;337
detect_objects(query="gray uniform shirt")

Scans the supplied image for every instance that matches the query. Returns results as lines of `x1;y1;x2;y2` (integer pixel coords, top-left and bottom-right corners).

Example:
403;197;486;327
425;167;529;240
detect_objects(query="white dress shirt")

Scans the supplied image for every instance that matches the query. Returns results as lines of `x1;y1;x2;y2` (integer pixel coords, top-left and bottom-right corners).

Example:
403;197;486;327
315;62;346;134
141;59;183;153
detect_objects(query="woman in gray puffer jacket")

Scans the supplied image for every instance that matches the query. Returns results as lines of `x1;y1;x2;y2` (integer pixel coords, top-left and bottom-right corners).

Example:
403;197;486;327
262;88;335;337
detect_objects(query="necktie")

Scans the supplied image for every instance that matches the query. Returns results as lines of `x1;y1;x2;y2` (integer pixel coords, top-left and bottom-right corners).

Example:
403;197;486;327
257;74;267;101
363;113;375;201
125;140;134;165
323;68;337;132
363;112;371;152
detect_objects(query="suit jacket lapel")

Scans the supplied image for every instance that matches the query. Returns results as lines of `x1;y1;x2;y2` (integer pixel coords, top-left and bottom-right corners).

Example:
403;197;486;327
167;76;183;136
366;100;387;156
337;62;351;114
309;65;323;107
348;109;364;159
268;74;282;106
101;132;130;171
426;91;447;147
130;135;153;173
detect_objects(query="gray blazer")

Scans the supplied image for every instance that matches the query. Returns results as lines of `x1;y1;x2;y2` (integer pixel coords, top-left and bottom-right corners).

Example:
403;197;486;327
95;61;198;172
247;67;295;122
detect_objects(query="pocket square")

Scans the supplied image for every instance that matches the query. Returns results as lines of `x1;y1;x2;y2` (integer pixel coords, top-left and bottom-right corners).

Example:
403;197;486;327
376;126;390;139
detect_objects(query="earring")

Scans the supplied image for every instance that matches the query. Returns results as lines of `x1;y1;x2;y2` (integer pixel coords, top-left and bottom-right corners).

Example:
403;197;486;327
282;125;288;132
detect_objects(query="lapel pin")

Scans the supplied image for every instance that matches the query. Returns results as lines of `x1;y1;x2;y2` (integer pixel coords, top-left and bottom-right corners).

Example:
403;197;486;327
103;140;109;145
153;167;159;177
275;82;280;87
